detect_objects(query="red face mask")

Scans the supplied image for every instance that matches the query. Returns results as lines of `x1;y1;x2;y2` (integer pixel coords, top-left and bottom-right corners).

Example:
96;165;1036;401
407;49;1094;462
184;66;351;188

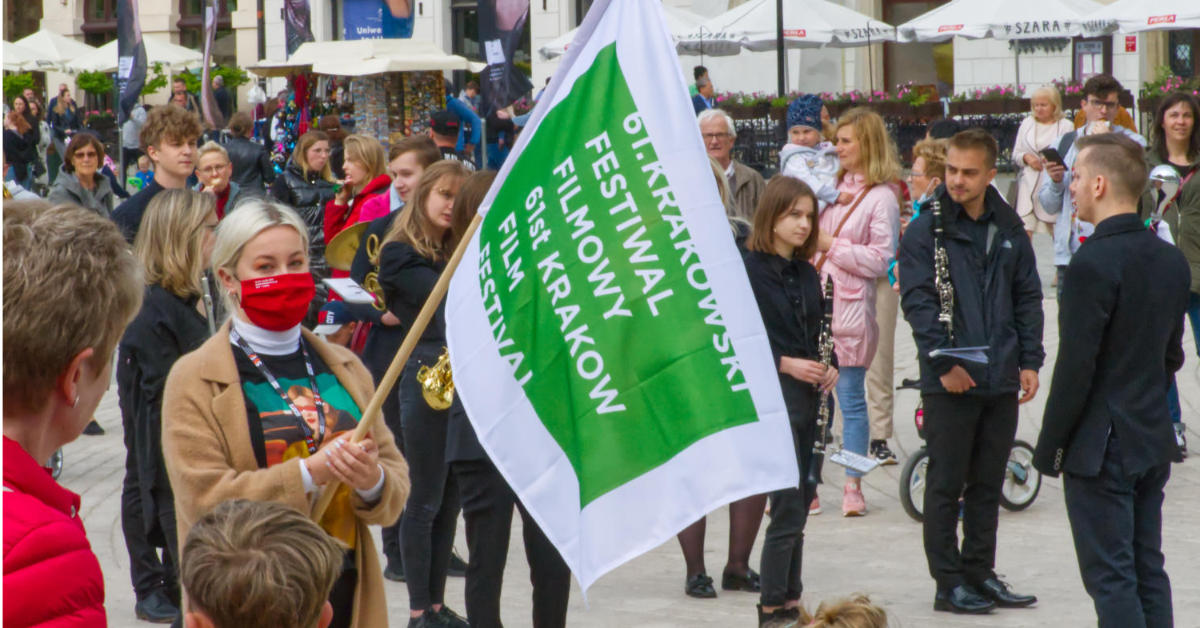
239;272;315;331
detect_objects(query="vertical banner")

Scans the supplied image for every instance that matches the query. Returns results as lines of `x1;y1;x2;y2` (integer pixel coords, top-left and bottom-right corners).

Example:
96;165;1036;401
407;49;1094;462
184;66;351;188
342;0;414;39
116;0;147;125
284;0;316;55
445;0;797;591
199;0;226;130
478;0;534;116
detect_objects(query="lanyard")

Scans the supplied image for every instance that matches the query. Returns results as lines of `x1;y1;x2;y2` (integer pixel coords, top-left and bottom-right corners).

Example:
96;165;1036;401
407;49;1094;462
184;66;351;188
230;329;326;455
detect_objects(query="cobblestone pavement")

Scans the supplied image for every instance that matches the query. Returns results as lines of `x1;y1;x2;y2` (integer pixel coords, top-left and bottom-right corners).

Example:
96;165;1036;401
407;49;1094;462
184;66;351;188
68;232;1200;627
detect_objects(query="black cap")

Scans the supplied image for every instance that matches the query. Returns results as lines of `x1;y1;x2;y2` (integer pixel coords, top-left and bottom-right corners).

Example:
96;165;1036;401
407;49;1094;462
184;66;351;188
430;110;460;136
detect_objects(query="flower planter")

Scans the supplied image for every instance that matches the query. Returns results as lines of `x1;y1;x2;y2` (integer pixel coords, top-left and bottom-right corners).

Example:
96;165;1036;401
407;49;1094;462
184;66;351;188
950;100;1010;116
723;103;771;120
911;102;944;121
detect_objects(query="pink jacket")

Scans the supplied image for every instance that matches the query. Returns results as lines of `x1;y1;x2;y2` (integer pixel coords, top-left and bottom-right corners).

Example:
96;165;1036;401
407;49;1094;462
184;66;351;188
358;191;393;224
814;173;899;367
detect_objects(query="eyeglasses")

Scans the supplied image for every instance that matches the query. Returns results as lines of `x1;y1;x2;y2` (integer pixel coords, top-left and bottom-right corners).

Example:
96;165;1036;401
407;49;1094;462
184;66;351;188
702;132;732;142
908;170;926;179
73;150;98;160
1087;99;1119;111
199;164;230;175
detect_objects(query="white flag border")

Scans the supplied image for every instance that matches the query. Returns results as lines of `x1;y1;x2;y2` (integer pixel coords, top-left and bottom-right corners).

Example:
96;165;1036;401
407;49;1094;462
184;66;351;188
446;0;799;593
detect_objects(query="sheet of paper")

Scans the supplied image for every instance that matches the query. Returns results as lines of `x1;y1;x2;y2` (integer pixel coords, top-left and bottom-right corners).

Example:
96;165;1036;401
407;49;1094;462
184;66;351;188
929;346;990;364
322;277;376;305
485;39;506;66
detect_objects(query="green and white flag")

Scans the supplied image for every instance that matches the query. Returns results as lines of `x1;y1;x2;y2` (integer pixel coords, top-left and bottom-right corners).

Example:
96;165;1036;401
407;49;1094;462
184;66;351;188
445;0;797;591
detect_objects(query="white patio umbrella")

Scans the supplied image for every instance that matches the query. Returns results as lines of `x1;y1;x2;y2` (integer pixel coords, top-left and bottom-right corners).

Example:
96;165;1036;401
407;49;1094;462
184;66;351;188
3;41;42;72
539;3;707;60
675;0;896;56
1082;0;1200;36
251;39;482;78
14;30;97;71
897;0;1104;87
65;35;204;73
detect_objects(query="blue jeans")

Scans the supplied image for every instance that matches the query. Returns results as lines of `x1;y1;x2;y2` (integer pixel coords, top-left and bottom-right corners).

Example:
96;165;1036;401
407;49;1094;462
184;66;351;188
1168;292;1200;425
836;366;869;478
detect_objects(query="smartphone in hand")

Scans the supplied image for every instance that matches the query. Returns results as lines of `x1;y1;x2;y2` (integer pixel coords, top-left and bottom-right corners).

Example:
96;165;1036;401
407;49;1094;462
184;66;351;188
1040;147;1066;167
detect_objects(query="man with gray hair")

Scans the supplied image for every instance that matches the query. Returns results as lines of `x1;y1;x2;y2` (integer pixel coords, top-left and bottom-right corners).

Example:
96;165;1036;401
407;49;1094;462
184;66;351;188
699;108;764;222
212;75;232;121
693;77;715;114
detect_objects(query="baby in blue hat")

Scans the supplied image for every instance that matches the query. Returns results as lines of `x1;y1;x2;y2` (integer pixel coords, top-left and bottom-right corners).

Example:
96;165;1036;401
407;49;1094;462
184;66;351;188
780;94;843;210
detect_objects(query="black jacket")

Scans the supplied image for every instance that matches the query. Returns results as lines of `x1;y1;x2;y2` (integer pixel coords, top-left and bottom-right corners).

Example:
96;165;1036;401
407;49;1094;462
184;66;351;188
115;285;211;534
742;250;830;421
113;179;166;243
377;240;446;346
898;184;1045;395
269;161;336;278
1034;213;1189;478
225;136;275;193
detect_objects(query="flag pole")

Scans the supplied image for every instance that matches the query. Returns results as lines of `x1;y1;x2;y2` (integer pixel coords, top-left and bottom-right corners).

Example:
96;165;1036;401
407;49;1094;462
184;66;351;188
311;212;484;521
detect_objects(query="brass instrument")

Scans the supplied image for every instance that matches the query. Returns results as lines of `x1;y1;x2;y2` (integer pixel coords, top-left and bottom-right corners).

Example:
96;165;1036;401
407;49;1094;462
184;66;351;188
807;276;835;486
417;347;455;410
324;222;369;271
931;196;955;341
362;233;386;312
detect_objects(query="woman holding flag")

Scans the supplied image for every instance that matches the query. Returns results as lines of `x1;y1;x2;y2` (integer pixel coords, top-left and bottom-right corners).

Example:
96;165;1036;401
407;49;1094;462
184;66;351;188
743;176;837;627
161;200;408;628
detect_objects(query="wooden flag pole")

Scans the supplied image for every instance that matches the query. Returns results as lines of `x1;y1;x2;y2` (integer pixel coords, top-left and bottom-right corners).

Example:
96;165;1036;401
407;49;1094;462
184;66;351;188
311;212;484;521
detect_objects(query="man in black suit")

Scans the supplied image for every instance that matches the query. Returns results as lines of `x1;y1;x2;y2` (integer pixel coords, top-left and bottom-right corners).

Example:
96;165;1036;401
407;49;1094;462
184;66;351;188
898;129;1044;615
692;77;715;115
1035;133;1188;628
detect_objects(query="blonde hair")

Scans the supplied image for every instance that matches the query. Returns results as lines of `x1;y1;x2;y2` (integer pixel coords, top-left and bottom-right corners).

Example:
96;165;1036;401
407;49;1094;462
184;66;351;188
210;200;310;315
911;138;948;181
3;201;143;414
182;499;343;628
835;107;901;188
803;594;888;628
380;160;471;263
342;134;388;194
135;189;216;298
1030;85;1065;121
197;140;230;163
293;131;335;182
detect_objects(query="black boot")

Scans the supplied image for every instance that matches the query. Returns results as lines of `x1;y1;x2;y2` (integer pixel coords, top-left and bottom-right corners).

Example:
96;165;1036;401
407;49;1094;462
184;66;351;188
756;603;799;628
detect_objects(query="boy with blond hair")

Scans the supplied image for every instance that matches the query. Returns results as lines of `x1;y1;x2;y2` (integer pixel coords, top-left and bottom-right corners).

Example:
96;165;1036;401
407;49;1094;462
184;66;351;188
181;500;343;628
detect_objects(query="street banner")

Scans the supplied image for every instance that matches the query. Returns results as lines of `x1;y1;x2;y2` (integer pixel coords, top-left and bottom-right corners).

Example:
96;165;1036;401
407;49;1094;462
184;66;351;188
477;0;533;115
342;0;414;39
199;0;225;130
445;0;797;591
116;0;147;125
284;0;316;55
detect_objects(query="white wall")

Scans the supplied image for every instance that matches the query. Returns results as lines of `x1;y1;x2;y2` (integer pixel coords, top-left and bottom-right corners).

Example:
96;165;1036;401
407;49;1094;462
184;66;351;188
953;33;1146;97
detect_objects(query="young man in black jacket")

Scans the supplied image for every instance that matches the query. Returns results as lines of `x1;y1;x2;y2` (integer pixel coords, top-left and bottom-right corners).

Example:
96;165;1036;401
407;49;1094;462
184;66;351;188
898;129;1045;615
1035;133;1188;627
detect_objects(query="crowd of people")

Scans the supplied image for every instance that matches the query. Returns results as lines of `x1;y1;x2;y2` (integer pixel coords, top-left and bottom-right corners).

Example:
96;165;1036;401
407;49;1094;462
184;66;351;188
3;65;1197;628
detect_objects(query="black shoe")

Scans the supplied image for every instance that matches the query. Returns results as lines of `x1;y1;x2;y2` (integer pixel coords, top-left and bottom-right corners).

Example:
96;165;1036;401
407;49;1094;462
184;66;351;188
447;550;467;577
135;590;180;623
435;606;469;628
406;613;428;628
82;420;105;436
870;439;898;465
721;568;761;592
685;572;717;598
384;559;406;582
974;577;1037;608
933;584;996;614
756;603;799;627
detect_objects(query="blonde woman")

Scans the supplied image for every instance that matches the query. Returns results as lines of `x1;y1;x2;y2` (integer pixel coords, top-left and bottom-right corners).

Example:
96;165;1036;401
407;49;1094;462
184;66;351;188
116;189;219;622
375;160;472;627
1012;86;1074;238
324;134;390;245
816;107;900;516
162;200;408;628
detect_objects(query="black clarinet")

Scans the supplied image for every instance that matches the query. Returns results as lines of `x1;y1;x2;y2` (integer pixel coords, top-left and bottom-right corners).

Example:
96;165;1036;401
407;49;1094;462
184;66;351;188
931;196;955;341
806;276;835;486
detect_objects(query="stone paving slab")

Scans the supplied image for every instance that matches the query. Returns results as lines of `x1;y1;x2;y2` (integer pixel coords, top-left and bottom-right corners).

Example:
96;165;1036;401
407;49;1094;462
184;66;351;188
65;232;1200;627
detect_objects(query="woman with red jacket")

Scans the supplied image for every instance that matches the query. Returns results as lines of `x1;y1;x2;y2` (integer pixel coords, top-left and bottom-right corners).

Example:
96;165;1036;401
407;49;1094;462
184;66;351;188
3;201;143;627
323;134;391;269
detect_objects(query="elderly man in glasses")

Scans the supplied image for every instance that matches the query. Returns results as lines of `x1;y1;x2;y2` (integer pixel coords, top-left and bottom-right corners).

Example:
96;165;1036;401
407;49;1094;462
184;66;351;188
698;108;764;223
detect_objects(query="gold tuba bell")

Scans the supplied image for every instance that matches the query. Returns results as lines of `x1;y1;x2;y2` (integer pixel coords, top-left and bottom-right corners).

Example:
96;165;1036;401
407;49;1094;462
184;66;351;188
362;233;387;312
417;347;455;410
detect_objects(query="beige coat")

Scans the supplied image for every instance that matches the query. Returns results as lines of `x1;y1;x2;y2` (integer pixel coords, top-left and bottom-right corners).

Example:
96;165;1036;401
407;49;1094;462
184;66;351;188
729;159;766;222
162;320;409;627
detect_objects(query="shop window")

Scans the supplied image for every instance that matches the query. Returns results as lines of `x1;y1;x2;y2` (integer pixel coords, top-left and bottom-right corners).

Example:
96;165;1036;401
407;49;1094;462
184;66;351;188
1071;37;1111;82
82;0;117;40
178;0;235;65
575;0;593;27
884;1;953;96
1169;30;1199;79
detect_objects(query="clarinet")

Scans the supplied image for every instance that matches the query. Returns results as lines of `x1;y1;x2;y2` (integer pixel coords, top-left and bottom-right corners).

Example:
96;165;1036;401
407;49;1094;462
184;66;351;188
806;276;835;486
931;196;955;341
201;270;218;335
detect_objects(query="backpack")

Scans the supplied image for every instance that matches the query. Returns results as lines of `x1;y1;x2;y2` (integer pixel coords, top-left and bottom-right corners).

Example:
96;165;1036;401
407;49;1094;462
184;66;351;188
1057;130;1078;159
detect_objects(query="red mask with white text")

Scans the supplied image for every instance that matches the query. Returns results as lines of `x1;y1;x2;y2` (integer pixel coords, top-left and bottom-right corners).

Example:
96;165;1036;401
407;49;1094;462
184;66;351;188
239;272;315;331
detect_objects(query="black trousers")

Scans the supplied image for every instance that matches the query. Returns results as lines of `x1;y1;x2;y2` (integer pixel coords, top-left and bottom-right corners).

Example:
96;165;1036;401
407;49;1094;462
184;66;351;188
452;458;571;628
399;349;461;611
120;412;179;603
922;392;1017;590
1065;433;1173;628
759;417;816;607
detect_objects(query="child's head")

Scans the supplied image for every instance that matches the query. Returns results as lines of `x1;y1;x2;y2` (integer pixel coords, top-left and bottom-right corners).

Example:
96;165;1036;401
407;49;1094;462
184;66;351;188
181;499;343;628
748;175;820;259
803;594;888;628
137;155;152;172
787;94;825;148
